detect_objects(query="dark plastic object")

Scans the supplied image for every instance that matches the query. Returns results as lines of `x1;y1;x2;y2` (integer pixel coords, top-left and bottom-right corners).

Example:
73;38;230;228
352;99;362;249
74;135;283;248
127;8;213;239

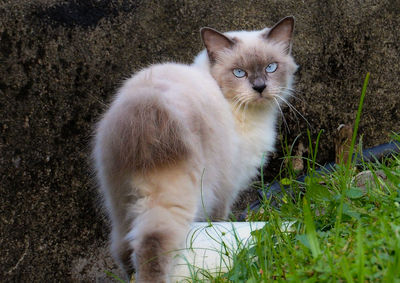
239;140;400;220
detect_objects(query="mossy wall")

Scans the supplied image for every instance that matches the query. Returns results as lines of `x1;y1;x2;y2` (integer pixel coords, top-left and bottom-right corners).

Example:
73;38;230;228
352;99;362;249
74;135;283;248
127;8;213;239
1;0;399;281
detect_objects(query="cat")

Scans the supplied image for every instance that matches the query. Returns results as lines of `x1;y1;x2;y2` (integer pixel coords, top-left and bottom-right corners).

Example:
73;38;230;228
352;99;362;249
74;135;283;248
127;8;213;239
92;16;298;282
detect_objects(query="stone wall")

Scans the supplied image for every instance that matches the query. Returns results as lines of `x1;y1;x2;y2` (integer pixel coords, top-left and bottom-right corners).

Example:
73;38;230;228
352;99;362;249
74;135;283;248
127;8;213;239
1;0;399;281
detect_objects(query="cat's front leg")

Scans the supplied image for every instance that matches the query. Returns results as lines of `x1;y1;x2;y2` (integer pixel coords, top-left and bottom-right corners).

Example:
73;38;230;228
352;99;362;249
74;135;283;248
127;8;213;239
210;199;230;221
110;229;135;277
210;184;239;221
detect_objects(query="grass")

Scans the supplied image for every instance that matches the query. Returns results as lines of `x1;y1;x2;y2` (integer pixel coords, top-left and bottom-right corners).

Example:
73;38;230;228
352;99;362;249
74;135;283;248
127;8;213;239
217;138;400;282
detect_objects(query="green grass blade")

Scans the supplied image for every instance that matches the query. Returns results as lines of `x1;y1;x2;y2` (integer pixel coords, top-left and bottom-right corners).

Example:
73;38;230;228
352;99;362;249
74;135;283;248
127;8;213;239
340;257;354;283
104;270;127;283
346;72;370;172
356;225;365;282
303;198;321;258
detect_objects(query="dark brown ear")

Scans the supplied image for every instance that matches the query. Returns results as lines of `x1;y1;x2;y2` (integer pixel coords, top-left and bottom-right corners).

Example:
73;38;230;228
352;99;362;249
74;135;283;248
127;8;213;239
200;27;235;62
263;16;295;53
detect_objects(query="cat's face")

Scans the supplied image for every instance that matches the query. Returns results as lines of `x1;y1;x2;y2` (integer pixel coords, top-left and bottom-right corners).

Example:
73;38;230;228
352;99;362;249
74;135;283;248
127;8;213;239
201;17;298;109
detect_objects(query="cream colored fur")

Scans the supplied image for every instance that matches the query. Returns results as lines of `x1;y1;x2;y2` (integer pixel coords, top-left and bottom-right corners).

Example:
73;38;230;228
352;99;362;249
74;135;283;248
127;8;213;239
93;17;298;282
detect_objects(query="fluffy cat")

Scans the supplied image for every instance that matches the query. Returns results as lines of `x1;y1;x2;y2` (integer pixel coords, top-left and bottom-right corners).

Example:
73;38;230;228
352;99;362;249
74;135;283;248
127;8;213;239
93;16;298;282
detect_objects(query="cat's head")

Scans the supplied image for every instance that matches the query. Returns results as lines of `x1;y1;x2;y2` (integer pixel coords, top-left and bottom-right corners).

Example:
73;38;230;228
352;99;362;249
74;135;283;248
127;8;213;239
198;17;298;109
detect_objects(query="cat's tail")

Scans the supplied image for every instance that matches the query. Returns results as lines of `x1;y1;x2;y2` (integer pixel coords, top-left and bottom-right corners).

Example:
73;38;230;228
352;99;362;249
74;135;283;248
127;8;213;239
126;165;199;282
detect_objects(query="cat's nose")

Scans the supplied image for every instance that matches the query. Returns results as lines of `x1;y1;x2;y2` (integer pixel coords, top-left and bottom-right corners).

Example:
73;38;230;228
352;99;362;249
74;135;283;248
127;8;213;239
252;83;266;94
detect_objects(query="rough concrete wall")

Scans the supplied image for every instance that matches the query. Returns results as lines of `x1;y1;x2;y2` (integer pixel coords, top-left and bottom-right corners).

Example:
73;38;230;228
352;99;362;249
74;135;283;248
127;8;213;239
1;0;399;281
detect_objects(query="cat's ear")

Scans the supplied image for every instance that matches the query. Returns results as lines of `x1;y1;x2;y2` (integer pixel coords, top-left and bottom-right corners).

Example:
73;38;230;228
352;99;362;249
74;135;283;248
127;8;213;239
200;27;235;62
263;16;295;54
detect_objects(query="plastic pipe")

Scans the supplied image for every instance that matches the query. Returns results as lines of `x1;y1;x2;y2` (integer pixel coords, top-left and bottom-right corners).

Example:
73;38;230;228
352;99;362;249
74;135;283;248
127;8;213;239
170;221;266;281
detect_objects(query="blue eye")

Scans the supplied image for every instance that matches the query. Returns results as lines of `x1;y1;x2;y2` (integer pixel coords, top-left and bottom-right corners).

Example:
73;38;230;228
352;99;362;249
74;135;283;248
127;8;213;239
266;63;278;73
233;68;246;78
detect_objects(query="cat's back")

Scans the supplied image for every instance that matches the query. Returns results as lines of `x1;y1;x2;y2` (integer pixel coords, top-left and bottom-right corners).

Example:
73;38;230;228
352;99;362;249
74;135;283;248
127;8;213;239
95;62;236;175
119;63;222;106
116;62;234;143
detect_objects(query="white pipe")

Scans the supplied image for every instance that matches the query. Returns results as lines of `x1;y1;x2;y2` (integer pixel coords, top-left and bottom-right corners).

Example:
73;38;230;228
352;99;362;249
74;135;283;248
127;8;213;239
170;222;267;282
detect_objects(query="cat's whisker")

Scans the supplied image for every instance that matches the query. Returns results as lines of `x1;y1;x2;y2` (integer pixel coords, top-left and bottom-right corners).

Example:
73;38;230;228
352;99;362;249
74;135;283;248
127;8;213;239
243;98;252;121
273;97;290;133
232;94;253;120
233;94;251;121
236;99;247;119
281;93;305;106
273;94;299;116
276;95;303;118
284;87;304;96
277;86;296;92
275;95;312;129
282;90;306;104
240;98;250;121
271;85;298;95
231;97;241;111
275;86;306;104
88;94;108;109
231;96;245;113
235;98;246;112
284;91;301;99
